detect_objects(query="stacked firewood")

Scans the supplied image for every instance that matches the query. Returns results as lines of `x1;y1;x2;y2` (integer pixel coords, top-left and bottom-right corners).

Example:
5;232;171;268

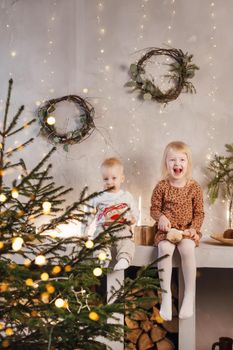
125;288;178;350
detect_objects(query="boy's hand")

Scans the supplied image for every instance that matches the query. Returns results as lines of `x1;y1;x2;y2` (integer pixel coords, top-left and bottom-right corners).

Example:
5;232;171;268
158;214;171;232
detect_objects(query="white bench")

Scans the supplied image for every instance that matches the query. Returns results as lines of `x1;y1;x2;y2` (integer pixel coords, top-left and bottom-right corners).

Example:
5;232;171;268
107;238;233;350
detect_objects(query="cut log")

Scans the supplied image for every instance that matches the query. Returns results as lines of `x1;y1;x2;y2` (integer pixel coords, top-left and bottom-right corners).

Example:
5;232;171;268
125;316;139;329
150;324;167;342
126;328;143;344
156;338;175;350
138;332;154;350
163;317;178;333
131;310;148;321
140;319;153;332
125;342;137;350
150;306;163;324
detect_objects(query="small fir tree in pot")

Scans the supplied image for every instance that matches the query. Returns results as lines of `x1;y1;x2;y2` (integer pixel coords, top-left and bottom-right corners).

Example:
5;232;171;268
208;144;233;229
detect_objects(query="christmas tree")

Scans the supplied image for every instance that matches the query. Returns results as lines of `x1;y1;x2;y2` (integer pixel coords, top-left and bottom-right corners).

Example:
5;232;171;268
0;80;160;350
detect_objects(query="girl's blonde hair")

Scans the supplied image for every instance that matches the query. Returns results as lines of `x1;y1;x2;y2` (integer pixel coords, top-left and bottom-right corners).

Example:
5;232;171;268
161;141;193;181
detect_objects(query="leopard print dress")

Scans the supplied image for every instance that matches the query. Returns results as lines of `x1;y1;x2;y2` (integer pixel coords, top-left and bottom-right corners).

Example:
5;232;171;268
150;179;204;246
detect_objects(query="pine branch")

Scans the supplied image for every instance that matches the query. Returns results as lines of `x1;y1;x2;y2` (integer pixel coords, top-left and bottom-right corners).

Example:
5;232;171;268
7;118;36;137
3;79;13;133
5;105;25;135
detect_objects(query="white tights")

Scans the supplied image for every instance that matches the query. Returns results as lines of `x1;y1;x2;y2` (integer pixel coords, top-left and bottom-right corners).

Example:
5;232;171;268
157;239;196;320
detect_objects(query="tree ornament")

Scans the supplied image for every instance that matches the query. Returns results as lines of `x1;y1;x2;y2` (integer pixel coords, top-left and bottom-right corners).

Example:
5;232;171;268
125;47;199;104
37;95;95;151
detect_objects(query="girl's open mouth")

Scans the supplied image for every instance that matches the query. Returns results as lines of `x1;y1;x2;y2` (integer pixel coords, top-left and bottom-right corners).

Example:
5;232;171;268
173;167;183;175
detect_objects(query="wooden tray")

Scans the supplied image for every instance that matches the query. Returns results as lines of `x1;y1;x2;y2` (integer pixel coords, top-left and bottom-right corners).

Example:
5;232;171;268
210;233;233;246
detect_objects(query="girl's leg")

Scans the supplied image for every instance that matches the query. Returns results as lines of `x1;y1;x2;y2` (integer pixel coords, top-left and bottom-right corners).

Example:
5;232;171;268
157;240;176;321
177;238;196;319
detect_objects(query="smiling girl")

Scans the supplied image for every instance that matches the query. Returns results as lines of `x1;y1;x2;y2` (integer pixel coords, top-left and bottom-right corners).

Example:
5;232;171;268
150;141;204;321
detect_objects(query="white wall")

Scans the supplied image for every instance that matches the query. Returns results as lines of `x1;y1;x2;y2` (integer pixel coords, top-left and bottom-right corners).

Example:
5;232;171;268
1;0;233;347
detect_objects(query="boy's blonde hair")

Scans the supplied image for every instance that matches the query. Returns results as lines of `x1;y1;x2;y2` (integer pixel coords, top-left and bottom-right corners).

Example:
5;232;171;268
101;157;124;172
161;141;192;181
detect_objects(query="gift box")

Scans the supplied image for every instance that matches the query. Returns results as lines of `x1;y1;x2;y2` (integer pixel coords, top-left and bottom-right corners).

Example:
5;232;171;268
133;225;155;246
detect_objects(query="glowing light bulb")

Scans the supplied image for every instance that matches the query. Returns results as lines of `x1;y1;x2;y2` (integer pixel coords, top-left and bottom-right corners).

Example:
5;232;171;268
25;278;34;286
11;51;16;57
35;255;47;266
85;240;94;249
65;265;72;272
5;328;14;336
46;284;55;294
11;188;19;198
24;258;31;267
93;267;102;276
98;252;107;261
52;265;61;274
41;292;50;303
41;272;49;281
12;237;24;251
42;201;52;214
46;116;56;125
89;311;100;321
55;298;65;308
83;88;89;94
0;194;7;202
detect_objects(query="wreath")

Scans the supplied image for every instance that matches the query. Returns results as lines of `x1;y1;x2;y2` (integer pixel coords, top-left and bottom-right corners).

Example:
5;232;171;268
125;47;199;104
37;95;95;151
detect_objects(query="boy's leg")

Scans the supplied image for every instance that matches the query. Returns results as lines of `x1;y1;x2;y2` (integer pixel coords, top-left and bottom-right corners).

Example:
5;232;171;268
114;227;135;270
157;240;176;321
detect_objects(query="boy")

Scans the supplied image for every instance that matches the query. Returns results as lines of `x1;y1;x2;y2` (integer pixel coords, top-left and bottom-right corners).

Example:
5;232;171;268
86;158;138;271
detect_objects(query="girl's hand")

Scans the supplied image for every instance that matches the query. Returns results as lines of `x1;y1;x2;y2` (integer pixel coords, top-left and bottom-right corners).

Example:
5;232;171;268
158;214;171;232
183;228;200;243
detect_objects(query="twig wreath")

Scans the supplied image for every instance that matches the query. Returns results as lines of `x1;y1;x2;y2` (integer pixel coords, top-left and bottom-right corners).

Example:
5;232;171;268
125;47;199;104
37;95;95;151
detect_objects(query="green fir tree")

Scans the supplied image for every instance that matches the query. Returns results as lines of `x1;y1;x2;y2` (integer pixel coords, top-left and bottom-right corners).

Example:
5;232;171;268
0;80;161;350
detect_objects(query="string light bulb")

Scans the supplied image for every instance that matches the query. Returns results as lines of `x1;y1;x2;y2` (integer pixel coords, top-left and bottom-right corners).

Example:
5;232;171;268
52;265;61;275
41;292;50;303
35;255;47;266
12;237;24;251
93;267;102;276
25;278;34;287
98;252;107;261
85;240;94;249
89;311;100;321
55;298;65;308
46;116;56;125
40;272;49;281
46;284;55;294
5;328;14;336
42;201;52;214
11;188;19;199
0;193;7;202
